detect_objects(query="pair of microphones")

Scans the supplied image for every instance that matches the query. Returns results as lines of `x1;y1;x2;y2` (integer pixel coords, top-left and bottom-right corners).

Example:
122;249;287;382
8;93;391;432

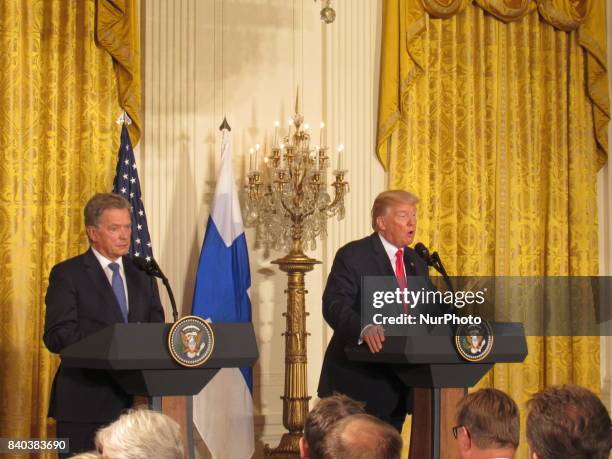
413;242;454;296
132;256;178;322
414;242;437;268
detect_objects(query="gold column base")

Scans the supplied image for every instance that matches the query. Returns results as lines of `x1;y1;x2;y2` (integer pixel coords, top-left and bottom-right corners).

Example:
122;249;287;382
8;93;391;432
264;432;302;458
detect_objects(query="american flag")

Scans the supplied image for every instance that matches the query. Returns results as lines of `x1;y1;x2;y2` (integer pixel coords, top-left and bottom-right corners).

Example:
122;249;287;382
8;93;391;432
112;123;154;261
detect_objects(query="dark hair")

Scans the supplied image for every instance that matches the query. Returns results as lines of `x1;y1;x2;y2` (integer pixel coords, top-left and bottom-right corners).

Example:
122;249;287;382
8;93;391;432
322;413;402;459
84;193;131;227
304;394;366;459
526;384;612;459
456;388;519;449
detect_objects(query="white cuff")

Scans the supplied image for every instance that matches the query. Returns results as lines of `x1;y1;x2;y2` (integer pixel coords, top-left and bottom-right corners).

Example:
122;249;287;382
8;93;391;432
358;324;375;345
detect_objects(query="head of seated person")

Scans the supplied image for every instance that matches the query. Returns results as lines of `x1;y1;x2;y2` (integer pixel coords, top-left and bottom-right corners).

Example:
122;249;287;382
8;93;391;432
321;413;402;459
300;393;366;459
527;384;612;459
454;388;519;459
95;409;184;459
69;452;99;459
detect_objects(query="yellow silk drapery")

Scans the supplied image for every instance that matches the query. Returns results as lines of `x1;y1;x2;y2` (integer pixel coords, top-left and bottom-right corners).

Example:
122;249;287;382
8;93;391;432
0;1;139;457
377;1;608;456
96;0;142;145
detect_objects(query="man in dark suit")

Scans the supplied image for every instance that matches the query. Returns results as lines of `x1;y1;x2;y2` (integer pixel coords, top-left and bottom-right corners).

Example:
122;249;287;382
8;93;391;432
318;190;431;431
43;193;165;457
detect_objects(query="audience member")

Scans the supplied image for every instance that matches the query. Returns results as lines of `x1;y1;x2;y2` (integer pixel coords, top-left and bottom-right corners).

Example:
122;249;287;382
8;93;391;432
453;388;519;459
300;394;366;459
321;413;402;459
94;409;183;459
527;384;612;459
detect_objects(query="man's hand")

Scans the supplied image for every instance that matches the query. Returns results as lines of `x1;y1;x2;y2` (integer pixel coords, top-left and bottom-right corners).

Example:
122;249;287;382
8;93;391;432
362;325;385;353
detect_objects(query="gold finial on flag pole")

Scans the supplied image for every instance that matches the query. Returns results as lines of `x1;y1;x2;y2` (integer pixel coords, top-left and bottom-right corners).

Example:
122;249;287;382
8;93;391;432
219;116;231;131
116;111;133;126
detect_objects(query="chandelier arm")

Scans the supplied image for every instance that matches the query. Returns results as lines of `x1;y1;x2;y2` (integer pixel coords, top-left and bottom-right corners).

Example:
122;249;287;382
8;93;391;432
279;193;298;221
301;201;318;220
320;184;344;214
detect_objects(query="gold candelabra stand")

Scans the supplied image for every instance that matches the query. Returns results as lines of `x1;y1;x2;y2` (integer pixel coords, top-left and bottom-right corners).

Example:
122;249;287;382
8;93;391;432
244;102;348;458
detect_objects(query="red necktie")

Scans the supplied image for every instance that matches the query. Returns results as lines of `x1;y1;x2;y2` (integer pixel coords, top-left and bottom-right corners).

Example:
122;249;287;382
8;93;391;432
395;249;408;312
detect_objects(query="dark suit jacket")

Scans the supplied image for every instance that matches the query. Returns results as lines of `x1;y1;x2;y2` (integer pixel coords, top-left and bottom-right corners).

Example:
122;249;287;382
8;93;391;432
317;233;432;420
43;248;165;423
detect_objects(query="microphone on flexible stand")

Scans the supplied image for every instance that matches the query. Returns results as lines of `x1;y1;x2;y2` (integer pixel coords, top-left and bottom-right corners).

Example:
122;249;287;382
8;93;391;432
133;256;178;322
414;242;433;266
414;242;456;318
414;242;455;295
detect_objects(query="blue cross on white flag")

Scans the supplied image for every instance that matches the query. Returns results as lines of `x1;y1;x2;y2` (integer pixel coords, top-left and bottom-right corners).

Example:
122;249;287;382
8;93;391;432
191;125;255;459
112;123;154;261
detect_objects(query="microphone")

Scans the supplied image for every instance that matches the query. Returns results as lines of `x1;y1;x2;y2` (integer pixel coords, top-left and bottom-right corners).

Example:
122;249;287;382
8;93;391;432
414;242;433;266
133;256;178;323
133;256;164;278
414;243;455;300
414;246;455;318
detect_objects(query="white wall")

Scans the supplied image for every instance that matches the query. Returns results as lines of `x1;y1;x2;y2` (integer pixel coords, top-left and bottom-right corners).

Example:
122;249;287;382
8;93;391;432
139;0;385;455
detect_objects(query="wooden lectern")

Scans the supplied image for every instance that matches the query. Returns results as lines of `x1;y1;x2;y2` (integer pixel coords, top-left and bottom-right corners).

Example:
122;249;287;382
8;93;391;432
345;322;527;459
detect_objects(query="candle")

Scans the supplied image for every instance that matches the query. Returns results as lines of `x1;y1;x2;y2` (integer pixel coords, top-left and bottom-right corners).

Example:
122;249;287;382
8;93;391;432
319;122;325;147
274;121;280;146
279;143;285;166
287;118;293;140
255;144;260;171
315;146;320;170
249;147;255;172
337;144;344;170
263;156;270;182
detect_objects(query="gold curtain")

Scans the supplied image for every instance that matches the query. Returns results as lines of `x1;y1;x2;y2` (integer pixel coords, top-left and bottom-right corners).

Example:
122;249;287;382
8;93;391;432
377;1;608;456
0;1;140;456
96;0;142;145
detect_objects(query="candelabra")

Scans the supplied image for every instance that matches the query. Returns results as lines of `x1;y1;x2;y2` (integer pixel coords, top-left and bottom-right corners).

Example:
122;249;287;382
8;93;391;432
245;99;348;458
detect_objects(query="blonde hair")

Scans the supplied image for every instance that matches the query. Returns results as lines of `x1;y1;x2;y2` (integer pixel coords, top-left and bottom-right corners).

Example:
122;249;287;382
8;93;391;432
95;409;184;459
69;452;99;459
456;388;519;450
371;190;419;231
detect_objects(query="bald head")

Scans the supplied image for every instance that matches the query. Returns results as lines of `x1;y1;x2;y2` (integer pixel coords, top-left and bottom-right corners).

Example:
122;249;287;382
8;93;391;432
322;414;402;459
302;394;365;459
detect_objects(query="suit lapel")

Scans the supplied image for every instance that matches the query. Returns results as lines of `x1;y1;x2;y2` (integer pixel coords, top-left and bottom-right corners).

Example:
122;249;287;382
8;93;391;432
370;233;395;276
369;234;402;315
403;248;418;276
83;249;126;323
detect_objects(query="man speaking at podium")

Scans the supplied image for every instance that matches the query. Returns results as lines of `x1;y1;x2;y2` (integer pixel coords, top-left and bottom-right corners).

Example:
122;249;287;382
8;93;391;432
43;193;165;457
318;190;430;432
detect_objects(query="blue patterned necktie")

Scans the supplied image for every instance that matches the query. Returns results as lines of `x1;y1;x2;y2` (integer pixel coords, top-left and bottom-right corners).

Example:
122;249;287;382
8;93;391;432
108;262;128;322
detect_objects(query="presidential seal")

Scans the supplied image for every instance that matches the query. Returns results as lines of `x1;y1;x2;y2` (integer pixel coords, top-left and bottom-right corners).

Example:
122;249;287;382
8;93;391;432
168;316;215;367
454;320;494;362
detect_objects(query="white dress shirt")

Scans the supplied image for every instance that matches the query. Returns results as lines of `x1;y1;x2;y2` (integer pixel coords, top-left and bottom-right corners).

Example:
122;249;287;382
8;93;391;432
91;247;130;311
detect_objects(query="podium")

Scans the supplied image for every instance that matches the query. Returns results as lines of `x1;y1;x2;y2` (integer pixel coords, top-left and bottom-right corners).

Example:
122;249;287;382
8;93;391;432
345;322;527;459
60;323;258;458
